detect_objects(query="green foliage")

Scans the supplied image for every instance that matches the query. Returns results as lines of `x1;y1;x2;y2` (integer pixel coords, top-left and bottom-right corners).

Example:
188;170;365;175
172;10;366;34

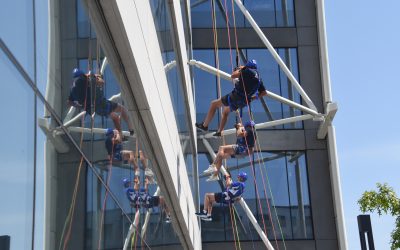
358;183;400;250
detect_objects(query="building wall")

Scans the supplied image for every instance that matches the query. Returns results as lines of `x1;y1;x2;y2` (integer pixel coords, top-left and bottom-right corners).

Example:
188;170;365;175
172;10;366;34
191;0;341;248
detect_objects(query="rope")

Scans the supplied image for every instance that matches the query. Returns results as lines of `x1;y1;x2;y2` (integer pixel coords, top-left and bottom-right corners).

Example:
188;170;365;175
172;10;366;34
59;28;93;248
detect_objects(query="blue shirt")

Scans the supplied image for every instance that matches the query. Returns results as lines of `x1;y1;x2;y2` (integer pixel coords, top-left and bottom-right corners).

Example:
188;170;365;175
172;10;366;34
125;188;139;205
227;181;245;199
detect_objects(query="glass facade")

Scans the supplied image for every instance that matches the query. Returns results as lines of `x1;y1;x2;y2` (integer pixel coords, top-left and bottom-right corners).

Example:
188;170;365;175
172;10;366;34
193;48;302;131
190;0;295;28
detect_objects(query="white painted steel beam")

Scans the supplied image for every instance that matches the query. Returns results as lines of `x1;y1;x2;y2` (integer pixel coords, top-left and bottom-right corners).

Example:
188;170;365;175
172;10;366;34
189;60;322;117
317;102;338;139
62;111;86;128
38;118;69;153
233;0;317;112
238;198;274;250
141;187;161;238
202;114;314;138
123;210;140;250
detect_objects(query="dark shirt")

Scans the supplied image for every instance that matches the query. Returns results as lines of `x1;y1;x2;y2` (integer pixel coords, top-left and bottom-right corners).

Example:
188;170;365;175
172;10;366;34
236;126;256;148
234;67;265;97
105;137;123;157
68;74;105;113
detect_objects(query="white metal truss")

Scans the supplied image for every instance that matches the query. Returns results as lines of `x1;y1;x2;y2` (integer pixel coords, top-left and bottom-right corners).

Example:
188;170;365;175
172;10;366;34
123;210;140;250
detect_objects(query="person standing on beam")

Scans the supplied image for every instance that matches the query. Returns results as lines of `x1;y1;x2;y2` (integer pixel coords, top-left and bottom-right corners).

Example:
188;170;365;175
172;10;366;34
204;121;256;181
195;60;266;137
68;68;134;138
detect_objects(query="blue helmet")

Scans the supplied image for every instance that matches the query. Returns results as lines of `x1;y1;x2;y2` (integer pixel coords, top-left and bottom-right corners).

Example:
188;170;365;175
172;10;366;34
245;59;257;69
244;120;255;128
105;128;114;137
122;178;130;187
238;172;248;182
72;68;85;78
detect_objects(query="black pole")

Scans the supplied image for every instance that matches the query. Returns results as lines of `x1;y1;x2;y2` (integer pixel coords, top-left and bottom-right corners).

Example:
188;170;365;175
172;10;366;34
357;214;375;250
0;235;10;250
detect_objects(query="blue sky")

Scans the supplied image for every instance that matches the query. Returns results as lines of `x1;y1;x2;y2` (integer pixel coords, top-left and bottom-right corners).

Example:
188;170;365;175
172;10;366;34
325;0;400;248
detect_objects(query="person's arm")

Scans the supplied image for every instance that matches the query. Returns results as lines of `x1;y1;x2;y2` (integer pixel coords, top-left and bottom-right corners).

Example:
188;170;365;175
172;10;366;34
236;124;246;138
144;177;149;192
134;177;140;191
112;129;121;144
225;175;232;187
231;66;245;79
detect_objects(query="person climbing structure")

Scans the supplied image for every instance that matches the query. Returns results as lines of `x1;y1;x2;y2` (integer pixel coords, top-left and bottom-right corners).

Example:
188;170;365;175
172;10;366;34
204;121;256;181
195;172;247;221
105;128;140;175
123;176;141;208
139;178;171;223
195;60;267;137
68;68;134;137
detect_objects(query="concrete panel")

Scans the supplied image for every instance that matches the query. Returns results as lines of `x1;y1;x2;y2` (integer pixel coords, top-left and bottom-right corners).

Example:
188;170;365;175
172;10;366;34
60;0;77;40
61;39;77;59
192;28;298;49
306;150;337;240
203;240;316;250
297;46;324;113
294;0;317;27
297;27;318;46
56;160;86;250
315;239;339;250
304;128;327;150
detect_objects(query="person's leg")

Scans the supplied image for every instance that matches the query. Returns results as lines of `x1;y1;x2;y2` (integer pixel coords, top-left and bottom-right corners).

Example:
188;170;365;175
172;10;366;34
122;150;139;174
217;106;231;133
202;99;223;127
114;104;134;132
205;193;216;215
214;145;235;171
109;112;122;132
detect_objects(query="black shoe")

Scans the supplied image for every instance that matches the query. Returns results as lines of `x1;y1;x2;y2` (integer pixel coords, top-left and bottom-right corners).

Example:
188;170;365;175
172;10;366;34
201;215;212;222
195;122;208;132
212;131;221;137
129;129;134;136
195;211;208;218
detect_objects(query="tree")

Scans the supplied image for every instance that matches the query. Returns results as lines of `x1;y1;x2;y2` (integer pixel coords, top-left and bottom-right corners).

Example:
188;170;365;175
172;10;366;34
358;183;400;250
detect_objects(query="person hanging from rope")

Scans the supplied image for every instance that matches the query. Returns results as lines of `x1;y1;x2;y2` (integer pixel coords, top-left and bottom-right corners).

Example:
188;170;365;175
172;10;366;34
140;177;171;223
123;176;141;209
195;59;267;137
195;171;247;221
138;150;156;185
105;128;139;175
68;68;134;138
204;121;256;181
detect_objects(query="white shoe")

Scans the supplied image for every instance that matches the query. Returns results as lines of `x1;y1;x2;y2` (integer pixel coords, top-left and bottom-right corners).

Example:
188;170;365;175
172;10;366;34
206;174;219;182
145;168;154;177
203;165;216;174
134;169;140;176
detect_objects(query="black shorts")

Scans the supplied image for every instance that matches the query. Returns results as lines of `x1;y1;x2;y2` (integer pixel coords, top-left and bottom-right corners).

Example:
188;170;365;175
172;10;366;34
96;99;118;116
148;196;160;207
221;92;247;111
214;192;225;203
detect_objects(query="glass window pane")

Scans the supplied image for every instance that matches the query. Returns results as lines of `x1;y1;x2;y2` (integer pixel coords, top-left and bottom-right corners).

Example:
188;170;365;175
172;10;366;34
0;49;35;250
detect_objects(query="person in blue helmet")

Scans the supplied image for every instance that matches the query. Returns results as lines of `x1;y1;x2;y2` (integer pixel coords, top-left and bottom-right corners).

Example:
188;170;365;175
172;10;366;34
105;128;155;179
195;60;267;137
196;172;247;221
68;68;134;137
204;121;256;181
123;176;141;208
140;177;171;223
105;128;139;175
